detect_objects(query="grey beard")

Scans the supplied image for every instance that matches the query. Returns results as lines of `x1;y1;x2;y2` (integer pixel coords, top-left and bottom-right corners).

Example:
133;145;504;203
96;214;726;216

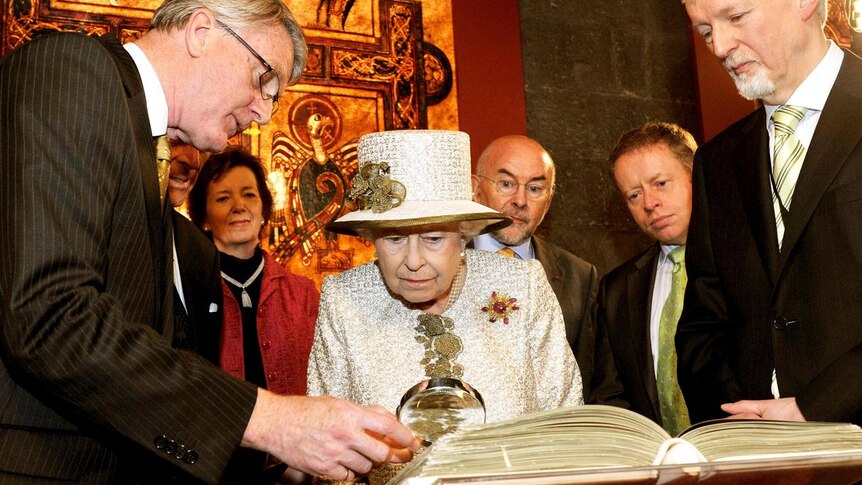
490;225;531;247
725;61;775;101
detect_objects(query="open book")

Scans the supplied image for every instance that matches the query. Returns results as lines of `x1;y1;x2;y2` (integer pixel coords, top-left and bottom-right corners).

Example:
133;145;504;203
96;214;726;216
389;405;862;484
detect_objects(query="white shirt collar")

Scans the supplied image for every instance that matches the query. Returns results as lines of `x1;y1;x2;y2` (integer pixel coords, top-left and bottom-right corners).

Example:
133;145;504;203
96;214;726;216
659;244;682;265
765;41;844;117
123;42;168;137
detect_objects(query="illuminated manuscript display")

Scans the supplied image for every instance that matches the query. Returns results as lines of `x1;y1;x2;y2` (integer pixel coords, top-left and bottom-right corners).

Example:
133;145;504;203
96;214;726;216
1;0;458;287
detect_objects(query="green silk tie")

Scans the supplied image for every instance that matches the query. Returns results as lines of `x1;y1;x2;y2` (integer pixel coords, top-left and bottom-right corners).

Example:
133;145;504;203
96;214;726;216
657;246;691;436
771;105;807;249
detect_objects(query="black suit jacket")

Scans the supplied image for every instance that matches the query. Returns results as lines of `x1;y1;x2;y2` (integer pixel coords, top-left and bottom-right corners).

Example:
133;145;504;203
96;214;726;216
531;237;623;404
677;51;862;425
173;212;223;365
595;244;662;422
0;33;256;483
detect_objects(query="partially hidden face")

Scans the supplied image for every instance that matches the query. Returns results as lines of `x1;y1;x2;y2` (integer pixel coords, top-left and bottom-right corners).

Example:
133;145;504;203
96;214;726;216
169;17;294;152
473;141;554;247
373;224;467;314
684;0;809;104
168;144;202;207
204;165;264;257
613;143;692;246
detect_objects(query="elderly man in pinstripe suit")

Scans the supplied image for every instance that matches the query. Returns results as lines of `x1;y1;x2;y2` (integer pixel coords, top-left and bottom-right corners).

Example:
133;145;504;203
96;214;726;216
0;1;416;483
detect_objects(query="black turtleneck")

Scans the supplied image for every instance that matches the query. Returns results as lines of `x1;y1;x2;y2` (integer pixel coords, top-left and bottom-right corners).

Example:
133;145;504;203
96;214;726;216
220;247;267;389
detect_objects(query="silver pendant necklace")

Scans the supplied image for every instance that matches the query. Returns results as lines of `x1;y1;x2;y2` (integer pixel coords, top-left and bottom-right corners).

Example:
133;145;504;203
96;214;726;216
221;259;265;308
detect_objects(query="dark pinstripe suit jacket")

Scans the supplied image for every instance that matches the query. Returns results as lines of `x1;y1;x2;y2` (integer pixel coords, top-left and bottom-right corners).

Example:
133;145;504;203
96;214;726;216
0;33;256;483
677;51;862;425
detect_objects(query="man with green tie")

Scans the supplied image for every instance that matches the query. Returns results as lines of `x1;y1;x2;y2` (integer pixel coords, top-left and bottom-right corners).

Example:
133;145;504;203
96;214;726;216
677;0;862;426
598;122;697;434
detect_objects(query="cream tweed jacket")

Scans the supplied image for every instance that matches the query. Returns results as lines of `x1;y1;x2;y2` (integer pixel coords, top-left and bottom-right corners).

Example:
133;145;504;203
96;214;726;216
307;249;583;423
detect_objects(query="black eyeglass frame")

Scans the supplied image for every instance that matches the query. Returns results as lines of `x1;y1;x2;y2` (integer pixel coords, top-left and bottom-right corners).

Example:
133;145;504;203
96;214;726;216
215;19;281;114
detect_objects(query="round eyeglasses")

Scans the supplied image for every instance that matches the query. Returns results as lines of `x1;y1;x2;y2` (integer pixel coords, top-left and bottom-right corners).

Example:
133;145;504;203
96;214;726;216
475;175;552;200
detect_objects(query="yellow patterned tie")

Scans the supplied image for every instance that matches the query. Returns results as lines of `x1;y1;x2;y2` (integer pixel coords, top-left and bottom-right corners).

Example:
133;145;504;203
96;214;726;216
657;246;691;436
155;135;171;206
496;247;516;258
771;105;807;249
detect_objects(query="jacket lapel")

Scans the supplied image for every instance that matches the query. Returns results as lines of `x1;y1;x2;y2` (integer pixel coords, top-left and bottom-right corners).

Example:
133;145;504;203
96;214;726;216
778;53;862;274
100;35;171;337
732;110;781;284
627;245;661;416
259;253;283;305
533;237;564;295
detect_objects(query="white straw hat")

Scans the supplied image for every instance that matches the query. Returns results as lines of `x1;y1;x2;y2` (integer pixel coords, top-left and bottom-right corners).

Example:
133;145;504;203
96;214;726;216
328;130;511;236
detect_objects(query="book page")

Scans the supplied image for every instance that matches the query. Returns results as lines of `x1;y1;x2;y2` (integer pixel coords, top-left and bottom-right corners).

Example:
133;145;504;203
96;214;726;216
390;407;862;484
390;405;671;483
679;419;862;462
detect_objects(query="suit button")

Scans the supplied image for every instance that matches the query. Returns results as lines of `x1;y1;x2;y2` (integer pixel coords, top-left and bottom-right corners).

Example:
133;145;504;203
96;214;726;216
154;435;168;450
165;439;177;455
184;450;199;465
174;444;187;460
267;371;278;380
772;316;797;330
262;340;271;350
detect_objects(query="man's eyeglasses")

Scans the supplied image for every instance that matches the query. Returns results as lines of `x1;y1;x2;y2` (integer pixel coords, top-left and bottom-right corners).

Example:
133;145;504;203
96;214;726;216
216;20;281;115
475;175;552;200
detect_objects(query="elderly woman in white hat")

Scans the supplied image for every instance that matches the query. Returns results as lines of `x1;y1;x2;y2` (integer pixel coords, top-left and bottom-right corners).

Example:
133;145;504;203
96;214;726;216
308;130;582;439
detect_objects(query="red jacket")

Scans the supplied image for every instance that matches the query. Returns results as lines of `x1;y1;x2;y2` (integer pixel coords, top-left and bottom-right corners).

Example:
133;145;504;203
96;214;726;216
220;251;318;395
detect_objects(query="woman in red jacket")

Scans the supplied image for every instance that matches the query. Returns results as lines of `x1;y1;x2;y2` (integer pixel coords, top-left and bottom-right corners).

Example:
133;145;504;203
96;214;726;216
188;147;318;397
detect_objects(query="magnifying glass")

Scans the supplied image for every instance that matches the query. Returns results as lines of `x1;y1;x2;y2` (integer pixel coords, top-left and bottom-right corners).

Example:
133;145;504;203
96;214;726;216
396;378;486;445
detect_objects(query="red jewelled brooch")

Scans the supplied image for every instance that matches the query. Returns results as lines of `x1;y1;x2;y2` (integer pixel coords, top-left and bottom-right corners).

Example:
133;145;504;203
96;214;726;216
481;291;519;324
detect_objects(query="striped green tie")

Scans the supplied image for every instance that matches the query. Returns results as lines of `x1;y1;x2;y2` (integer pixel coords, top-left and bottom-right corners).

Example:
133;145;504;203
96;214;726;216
771;105;807;249
657;246;691;436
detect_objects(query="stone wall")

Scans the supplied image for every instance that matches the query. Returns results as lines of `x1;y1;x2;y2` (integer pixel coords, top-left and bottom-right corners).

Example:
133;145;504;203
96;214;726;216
518;0;700;275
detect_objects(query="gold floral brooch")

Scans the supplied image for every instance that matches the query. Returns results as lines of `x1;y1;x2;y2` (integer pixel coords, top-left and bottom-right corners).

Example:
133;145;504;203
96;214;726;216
481;291;519;324
348;162;407;213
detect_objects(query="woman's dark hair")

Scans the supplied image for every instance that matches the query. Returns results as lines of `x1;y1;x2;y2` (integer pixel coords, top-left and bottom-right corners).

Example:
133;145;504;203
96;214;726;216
188;146;273;240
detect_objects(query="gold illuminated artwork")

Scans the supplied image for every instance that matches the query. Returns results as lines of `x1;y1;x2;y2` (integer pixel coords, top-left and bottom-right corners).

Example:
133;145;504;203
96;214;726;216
828;0;854;47
851;0;862;32
2;0;458;288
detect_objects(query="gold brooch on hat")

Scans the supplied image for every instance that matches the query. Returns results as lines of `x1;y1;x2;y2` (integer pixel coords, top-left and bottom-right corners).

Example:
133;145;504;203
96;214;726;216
348;162;407;213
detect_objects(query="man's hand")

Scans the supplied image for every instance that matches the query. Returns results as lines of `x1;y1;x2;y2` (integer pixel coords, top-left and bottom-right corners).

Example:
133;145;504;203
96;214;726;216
721;397;806;421
242;389;420;481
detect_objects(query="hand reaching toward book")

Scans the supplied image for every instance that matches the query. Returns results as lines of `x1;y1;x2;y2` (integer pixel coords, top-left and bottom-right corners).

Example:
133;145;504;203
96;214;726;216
721;397;806;421
242;389;420;480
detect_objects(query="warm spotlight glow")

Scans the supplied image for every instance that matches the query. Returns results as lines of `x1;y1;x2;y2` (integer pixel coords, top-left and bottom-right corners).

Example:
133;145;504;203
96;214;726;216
244;122;261;137
850;0;862;33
